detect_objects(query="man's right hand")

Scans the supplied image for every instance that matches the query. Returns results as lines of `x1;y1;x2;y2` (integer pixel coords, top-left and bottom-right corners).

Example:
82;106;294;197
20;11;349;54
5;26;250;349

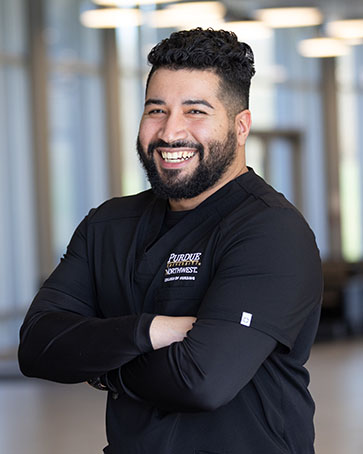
149;315;196;350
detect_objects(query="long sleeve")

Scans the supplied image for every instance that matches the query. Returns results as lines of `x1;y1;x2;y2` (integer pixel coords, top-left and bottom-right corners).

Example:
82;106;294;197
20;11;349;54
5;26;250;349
103;207;322;412
18;212;155;383
115;319;277;412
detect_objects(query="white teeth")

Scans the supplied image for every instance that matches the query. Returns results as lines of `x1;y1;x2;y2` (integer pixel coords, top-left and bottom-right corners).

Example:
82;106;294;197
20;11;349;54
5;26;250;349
160;150;195;163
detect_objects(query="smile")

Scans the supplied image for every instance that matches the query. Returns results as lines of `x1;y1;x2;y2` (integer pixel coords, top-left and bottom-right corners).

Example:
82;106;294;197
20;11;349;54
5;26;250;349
159;150;196;163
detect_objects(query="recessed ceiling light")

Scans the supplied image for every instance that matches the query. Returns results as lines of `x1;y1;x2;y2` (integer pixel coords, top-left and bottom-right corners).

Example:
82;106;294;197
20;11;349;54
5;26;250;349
80;8;143;28
326;19;363;40
149;1;225;29
223;20;272;41
92;0;174;6
298;37;349;58
255;7;323;28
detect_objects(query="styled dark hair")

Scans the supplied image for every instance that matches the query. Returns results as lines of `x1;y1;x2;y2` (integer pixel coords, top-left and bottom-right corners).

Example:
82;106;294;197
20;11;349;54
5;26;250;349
146;28;256;113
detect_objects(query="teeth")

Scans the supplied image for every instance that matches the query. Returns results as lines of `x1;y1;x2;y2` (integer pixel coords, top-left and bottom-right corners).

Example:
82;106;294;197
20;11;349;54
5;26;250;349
160;151;195;163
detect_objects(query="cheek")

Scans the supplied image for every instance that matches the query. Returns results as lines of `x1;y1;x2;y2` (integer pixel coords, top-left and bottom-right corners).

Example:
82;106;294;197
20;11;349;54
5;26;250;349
138;120;147;144
188;124;214;143
189;117;229;142
192;128;224;147
139;119;156;145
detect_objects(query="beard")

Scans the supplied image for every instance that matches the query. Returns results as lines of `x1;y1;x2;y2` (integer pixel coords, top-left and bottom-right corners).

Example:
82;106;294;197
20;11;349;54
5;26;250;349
136;129;237;200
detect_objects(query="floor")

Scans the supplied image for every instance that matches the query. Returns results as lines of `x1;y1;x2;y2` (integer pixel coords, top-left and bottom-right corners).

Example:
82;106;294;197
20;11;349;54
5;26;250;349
307;339;363;454
1;339;362;454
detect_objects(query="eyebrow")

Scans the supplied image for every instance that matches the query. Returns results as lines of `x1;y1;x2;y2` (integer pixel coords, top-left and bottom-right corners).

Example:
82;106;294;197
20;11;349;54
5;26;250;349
144;98;165;107
183;99;214;109
144;98;214;109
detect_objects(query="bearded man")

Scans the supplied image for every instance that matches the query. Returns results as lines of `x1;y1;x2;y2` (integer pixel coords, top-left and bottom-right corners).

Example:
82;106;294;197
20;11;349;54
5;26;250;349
19;28;323;454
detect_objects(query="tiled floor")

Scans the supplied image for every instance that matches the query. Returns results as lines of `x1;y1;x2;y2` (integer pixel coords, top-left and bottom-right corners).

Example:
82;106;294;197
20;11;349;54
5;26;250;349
1;339;362;454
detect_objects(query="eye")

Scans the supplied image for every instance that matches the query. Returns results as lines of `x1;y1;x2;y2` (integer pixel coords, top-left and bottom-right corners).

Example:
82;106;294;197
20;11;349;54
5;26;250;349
188;109;206;115
146;108;165;115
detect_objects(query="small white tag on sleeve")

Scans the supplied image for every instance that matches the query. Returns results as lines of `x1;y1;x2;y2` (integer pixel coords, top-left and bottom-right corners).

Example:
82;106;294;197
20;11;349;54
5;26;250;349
240;312;253;327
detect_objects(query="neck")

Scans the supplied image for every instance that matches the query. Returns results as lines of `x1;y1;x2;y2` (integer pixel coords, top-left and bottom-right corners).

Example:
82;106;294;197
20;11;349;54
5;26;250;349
169;164;248;211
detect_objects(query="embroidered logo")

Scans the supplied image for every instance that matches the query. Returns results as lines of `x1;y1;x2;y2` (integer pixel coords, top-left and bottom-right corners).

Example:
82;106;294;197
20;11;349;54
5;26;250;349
164;252;202;283
240;312;253;327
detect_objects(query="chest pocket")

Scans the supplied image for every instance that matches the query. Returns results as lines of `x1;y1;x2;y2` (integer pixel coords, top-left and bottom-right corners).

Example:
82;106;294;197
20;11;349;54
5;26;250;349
155;286;201;316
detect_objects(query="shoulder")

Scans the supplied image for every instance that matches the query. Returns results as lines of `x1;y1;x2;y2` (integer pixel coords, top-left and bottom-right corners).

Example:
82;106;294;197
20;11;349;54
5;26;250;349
217;170;319;259
236;168;297;210
216;175;322;293
86;189;156;224
224;170;309;235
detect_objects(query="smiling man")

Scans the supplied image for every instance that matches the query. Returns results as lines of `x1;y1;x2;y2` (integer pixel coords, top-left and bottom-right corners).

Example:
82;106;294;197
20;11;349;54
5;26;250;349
19;29;323;454
136;67;250;209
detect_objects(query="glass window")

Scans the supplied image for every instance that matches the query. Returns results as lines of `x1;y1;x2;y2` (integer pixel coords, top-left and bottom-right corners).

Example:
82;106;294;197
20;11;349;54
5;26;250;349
272;28;329;258
0;0;37;355
117;25;147;196
46;0;108;261
337;46;363;261
46;0;102;63
0;0;27;55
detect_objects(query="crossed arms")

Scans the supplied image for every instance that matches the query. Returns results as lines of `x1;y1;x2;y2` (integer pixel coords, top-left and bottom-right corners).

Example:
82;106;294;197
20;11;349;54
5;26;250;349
18;208;321;412
18;289;276;412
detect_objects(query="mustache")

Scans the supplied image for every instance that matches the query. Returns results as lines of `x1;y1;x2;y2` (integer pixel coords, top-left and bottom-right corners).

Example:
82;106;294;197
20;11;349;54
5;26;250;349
147;139;203;156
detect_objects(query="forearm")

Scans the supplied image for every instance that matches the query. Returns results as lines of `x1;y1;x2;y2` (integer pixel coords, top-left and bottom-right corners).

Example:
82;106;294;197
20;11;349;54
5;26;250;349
149;315;196;349
18;289;155;383
107;319;277;412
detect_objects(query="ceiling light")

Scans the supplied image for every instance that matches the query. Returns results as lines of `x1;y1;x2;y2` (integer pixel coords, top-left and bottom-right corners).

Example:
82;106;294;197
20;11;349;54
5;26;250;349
255;7;323;28
298;37;349;58
165;1;224;14
150;1;225;29
223;20;272;41
326;19;363;40
347;38;363;46
92;0;174;6
80;7;143;28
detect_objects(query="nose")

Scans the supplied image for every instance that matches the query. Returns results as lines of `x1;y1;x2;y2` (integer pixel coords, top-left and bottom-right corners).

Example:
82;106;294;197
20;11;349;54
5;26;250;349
157;111;188;143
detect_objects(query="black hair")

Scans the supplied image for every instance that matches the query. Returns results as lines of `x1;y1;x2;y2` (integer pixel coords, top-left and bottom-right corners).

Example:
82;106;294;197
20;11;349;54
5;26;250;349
146;28;256;113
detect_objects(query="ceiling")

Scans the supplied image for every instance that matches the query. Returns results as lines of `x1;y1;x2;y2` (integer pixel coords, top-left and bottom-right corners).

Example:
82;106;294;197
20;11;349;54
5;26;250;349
223;0;363;21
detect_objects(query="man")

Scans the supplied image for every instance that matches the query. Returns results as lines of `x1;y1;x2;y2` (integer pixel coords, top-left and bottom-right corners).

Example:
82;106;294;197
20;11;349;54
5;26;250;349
18;28;323;454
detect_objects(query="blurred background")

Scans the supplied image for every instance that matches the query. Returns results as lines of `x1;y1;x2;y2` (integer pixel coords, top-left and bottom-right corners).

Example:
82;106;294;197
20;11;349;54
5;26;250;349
0;0;363;453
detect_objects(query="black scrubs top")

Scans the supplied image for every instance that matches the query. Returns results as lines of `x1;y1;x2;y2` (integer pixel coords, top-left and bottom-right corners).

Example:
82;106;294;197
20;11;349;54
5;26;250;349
19;169;323;454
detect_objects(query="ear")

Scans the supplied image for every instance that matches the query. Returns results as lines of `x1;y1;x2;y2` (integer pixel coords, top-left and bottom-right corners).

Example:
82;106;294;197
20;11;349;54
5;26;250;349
235;110;252;147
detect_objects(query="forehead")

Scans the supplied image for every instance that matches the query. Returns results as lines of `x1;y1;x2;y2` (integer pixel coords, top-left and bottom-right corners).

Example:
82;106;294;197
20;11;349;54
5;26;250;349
145;68;222;103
